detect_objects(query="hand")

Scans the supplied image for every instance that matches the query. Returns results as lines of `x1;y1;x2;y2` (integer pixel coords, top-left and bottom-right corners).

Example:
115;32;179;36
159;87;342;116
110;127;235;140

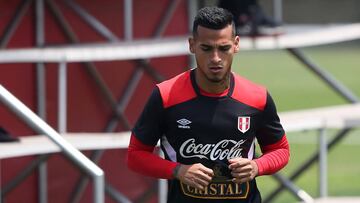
228;158;258;184
176;163;214;190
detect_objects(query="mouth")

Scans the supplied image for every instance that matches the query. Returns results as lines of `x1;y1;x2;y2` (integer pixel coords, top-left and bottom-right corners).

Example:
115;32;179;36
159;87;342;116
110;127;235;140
209;66;223;73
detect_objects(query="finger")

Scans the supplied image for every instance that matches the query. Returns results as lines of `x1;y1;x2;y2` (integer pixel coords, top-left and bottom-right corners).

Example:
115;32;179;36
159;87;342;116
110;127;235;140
194;177;211;188
230;165;252;173
232;177;249;184
187;178;205;190
194;183;205;191
231;171;250;179
197;171;214;182
228;157;248;164
228;159;250;169
228;157;242;163
199;166;214;177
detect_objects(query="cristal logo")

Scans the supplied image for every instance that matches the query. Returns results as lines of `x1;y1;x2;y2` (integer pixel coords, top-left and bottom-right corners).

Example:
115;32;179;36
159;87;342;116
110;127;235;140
179;138;246;160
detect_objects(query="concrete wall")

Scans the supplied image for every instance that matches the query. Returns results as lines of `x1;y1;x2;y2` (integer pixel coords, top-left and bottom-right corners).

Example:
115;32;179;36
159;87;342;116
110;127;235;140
204;0;360;23
260;0;360;23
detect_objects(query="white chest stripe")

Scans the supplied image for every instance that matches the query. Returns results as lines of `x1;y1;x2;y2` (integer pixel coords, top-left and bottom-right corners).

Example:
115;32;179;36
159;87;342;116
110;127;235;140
247;138;255;160
161;136;177;162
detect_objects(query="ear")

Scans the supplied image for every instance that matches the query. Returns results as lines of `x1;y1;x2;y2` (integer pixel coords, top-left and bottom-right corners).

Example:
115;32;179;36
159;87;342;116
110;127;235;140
234;36;240;53
188;37;195;53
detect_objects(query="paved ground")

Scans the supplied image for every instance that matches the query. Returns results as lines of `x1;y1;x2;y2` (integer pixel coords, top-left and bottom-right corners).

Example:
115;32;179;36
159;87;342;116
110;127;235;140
311;197;360;203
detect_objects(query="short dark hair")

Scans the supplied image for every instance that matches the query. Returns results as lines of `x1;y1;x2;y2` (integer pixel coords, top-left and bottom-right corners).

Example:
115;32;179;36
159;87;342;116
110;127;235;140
192;7;235;37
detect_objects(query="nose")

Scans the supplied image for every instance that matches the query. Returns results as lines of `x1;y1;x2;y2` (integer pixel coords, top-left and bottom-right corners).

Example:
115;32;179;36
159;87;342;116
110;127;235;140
210;50;222;64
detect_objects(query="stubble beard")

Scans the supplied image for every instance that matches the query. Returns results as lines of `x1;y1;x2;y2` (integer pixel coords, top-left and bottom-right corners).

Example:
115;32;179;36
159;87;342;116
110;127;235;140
205;69;231;89
195;60;232;91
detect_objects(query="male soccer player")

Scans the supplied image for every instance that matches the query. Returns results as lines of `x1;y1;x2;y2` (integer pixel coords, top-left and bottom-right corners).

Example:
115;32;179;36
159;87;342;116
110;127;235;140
127;6;289;203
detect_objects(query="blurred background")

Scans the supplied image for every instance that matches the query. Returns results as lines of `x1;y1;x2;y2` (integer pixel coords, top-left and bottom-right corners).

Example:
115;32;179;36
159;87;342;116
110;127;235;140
0;0;359;203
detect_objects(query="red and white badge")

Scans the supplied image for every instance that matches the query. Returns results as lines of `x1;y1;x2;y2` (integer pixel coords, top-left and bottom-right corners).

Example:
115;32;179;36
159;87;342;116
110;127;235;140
238;116;250;133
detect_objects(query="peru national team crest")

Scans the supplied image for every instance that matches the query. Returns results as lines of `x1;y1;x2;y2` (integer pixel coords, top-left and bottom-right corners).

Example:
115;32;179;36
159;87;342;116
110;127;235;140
238;116;250;133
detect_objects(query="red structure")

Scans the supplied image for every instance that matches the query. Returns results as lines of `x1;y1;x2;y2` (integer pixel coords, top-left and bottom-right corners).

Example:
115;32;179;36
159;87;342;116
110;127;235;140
0;0;191;202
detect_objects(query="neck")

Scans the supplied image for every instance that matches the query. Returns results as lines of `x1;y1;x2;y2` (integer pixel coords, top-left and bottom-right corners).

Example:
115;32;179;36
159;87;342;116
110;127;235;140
194;69;231;94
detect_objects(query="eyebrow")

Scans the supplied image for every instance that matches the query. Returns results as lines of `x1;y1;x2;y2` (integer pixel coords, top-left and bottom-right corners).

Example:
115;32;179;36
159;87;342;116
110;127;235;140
200;44;212;48
199;44;232;49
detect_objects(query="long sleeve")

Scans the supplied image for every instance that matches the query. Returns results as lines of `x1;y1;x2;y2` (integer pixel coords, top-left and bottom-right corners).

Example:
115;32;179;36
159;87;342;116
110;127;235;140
254;135;290;176
127;133;178;179
255;92;290;176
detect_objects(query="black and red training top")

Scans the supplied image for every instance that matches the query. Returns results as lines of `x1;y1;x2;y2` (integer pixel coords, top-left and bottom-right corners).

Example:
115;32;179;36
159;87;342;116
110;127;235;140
128;69;289;203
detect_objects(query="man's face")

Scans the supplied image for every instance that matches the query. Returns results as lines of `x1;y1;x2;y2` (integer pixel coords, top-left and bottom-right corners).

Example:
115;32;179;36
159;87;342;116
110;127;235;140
189;24;239;85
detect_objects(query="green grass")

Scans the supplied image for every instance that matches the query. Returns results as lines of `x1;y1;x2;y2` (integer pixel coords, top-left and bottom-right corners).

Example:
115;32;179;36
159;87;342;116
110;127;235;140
233;40;360;111
232;40;360;202
255;130;360;203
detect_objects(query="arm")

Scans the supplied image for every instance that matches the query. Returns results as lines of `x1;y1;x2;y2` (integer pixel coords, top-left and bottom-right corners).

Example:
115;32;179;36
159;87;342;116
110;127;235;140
229;92;290;183
127;134;214;189
254;134;290;176
255;92;290;175
127;87;214;188
127;133;177;179
127;88;176;179
228;135;289;183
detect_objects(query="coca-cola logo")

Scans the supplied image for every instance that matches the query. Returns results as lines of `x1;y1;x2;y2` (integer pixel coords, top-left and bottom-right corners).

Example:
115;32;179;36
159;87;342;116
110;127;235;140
179;138;246;160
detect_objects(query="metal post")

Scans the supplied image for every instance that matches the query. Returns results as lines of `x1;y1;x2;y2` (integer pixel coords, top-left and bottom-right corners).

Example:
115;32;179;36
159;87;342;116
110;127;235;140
0;160;2;203
113;68;143;123
272;173;314;203
45;0;120;116
63;0;118;42
158;150;167;203
137;0;179;191
273;0;283;23
266;47;360;203
153;0;181;38
45;2;133;202
105;184;132;203
104;67;143;131
70;151;105;203
319;127;327;197
159;178;168;203
93;175;105;203
62;0;165;82
264;128;352;203
1;155;50;196
137;60;164;82
124;0;133;41
287;48;359;103
64;0;166;81
69;67;143;203
0;9;27;172
35;0;47;202
58;1;169;202
35;0;45;49
0;85;104;203
187;0;197;69
0;0;31;48
58;61;67;133
132;182;157;203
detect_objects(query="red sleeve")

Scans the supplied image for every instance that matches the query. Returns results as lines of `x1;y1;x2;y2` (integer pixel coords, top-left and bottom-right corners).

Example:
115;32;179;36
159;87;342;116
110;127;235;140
127;133;178;179
254;135;290;176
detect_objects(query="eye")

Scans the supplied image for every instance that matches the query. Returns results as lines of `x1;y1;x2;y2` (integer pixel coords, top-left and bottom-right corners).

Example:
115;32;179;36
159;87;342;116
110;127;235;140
219;45;231;52
200;45;212;52
201;47;211;51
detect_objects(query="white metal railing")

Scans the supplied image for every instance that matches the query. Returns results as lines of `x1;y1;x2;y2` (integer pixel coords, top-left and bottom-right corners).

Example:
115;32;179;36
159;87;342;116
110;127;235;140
279;104;360;199
0;22;359;203
0;24;360;64
0;85;104;203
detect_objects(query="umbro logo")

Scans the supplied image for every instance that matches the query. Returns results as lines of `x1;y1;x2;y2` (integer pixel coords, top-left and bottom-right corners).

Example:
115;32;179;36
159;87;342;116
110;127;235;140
177;118;191;129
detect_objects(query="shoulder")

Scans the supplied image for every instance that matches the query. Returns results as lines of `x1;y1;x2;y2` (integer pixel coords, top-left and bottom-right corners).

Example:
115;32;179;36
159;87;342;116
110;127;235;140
231;73;267;111
156;70;197;108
